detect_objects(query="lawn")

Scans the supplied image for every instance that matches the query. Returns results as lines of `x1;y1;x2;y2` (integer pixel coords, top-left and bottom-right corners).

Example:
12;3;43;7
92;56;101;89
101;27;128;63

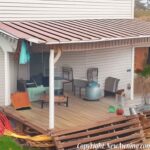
0;136;38;150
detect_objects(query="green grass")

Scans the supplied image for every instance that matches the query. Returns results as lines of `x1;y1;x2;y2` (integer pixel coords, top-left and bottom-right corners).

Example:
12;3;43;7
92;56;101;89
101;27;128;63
0;136;38;150
0;136;21;150
139;65;150;78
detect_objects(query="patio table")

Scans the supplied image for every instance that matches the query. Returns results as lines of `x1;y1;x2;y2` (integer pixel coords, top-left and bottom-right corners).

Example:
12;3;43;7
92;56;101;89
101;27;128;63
40;93;69;108
73;79;88;97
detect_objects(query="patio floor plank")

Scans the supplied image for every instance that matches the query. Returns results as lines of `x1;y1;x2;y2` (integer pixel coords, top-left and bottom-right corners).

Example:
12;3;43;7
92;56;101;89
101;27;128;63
1;94;118;132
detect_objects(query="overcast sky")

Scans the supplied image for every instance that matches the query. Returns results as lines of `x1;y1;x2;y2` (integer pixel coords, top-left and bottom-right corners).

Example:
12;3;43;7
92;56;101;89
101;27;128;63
141;0;148;6
141;0;146;3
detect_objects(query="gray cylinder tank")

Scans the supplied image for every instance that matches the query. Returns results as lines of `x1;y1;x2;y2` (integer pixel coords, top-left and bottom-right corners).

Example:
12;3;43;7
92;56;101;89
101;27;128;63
85;81;101;101
54;77;63;96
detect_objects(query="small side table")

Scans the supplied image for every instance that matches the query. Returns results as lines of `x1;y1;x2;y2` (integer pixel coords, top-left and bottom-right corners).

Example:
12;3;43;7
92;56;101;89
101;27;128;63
73;79;88;97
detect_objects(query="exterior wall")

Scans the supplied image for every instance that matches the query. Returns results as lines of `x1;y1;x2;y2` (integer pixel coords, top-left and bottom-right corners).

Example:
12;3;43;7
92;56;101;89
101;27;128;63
0;49;5;105
0;0;134;21
55;47;132;97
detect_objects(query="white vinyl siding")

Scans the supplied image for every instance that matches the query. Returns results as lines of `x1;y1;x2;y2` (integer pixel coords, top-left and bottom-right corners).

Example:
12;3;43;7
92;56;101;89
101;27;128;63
0;0;133;21
55;47;132;97
0;49;5;105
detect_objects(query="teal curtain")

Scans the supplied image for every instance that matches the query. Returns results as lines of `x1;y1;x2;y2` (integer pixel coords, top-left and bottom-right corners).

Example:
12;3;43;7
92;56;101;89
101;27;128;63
19;40;30;64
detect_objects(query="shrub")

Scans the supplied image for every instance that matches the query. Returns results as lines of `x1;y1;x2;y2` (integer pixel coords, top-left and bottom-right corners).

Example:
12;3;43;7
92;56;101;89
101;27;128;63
139;65;150;77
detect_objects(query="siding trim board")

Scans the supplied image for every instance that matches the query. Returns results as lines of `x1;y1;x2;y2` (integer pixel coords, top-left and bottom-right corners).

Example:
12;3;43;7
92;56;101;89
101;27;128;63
131;0;135;19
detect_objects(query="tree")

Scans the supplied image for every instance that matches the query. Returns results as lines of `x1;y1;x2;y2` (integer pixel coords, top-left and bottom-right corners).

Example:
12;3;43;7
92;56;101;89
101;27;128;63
147;0;149;5
135;0;146;10
147;0;150;9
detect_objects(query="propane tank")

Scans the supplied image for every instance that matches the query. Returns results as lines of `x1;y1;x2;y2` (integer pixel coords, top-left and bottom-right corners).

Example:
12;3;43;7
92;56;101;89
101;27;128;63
85;81;101;101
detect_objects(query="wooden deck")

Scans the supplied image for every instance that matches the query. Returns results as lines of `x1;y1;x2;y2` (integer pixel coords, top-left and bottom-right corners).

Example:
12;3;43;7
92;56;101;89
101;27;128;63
1;93;118;133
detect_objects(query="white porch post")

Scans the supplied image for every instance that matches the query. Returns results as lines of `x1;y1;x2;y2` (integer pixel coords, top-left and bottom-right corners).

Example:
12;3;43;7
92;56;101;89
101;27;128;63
49;49;55;129
131;47;135;100
4;51;11;106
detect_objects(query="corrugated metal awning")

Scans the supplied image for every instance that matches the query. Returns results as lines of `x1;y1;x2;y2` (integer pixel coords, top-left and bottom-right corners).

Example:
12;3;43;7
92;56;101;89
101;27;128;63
0;19;150;45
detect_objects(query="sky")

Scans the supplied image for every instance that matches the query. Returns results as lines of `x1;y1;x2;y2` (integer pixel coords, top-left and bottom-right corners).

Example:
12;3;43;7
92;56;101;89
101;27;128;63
142;0;150;3
141;0;149;6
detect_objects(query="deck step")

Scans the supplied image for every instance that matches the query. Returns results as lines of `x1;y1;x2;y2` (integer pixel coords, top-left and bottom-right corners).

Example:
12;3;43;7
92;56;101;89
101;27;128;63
53;115;144;150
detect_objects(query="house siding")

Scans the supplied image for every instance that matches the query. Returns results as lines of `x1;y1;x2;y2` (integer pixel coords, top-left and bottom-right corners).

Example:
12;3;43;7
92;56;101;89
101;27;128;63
0;49;5;106
0;0;134;21
55;47;132;97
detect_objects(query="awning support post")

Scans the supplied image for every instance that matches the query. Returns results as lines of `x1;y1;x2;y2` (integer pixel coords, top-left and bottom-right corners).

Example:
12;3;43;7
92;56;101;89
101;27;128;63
49;49;55;129
131;47;135;100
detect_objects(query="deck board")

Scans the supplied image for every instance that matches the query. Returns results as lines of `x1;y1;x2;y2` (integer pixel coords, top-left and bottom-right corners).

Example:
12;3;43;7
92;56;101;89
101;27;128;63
2;94;118;132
